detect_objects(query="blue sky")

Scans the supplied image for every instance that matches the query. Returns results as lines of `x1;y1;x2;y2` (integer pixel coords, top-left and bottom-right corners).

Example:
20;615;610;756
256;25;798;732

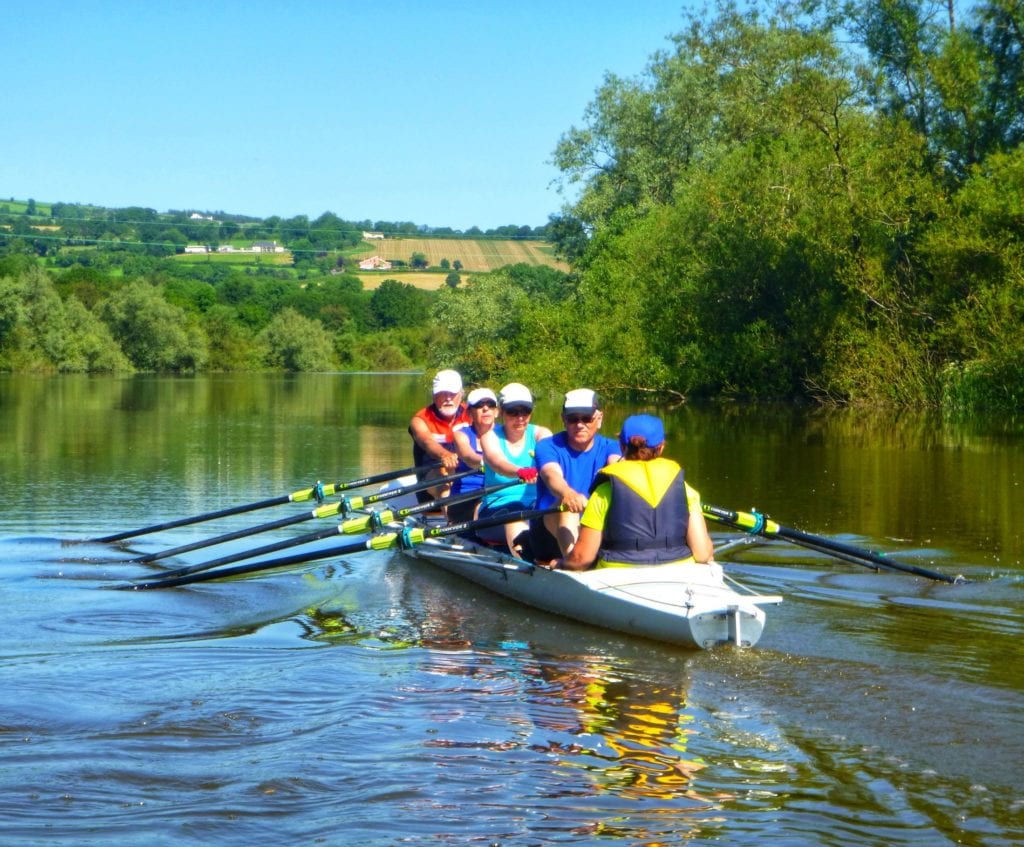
2;1;697;230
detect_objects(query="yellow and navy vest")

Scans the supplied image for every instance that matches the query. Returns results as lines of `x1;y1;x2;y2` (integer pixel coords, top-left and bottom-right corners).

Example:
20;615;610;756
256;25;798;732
592;458;691;565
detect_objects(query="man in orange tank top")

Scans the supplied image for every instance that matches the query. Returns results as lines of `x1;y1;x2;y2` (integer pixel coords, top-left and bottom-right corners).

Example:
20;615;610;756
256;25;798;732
408;369;471;503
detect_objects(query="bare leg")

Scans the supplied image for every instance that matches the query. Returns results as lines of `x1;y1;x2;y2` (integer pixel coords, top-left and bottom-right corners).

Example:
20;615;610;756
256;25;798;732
543;511;581;557
504;520;529;559
424;467;452;500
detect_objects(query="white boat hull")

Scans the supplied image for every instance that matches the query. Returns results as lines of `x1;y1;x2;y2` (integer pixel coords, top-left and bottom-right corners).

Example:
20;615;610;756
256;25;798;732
401;534;780;649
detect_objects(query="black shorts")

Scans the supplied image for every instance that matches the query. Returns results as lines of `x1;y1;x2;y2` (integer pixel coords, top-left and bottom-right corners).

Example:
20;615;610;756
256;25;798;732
528;516;561;562
445;497;478;525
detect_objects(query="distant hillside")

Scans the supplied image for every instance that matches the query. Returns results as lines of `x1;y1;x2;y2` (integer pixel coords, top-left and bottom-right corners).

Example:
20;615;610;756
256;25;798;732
2;195;568;274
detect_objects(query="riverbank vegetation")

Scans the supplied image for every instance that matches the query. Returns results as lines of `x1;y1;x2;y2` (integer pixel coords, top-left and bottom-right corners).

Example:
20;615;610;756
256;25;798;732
433;0;1022;414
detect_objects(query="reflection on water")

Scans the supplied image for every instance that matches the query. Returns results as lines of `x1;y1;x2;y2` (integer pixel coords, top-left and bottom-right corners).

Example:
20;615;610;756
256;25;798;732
1;374;1023;845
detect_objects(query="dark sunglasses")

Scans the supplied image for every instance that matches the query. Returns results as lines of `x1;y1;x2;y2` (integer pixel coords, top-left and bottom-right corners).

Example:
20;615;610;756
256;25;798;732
564;414;594;425
502;406;532;416
470;400;497;409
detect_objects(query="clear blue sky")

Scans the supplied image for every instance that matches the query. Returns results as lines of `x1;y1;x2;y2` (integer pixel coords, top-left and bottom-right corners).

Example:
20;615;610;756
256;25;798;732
2;1;696;231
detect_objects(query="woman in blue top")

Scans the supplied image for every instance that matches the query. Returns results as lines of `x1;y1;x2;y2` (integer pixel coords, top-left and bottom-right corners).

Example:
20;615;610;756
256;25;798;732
474;383;552;558
450;387;499;523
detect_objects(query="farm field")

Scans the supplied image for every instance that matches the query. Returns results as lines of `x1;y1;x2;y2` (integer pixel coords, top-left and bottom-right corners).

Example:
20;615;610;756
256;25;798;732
357;272;454;290
353;237;568;272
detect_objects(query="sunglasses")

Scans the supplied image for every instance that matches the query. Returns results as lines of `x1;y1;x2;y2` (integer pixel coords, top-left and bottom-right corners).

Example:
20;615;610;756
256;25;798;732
470;400;497;409
502;406;532;417
564;414;594;425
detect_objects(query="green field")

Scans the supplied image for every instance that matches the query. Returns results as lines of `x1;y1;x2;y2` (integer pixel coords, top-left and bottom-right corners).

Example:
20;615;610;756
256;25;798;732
171;250;294;266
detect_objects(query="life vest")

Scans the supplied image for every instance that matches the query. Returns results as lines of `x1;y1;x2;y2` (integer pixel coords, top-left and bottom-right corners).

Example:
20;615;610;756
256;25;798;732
594;458;691;565
409;403;470;468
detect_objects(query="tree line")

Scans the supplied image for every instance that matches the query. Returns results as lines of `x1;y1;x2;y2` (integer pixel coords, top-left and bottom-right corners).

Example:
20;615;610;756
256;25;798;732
0;202;551;259
430;0;1023;414
0;253;442;373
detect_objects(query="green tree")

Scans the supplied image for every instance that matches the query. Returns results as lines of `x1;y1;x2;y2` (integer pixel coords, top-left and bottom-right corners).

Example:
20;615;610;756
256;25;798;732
0;267;130;372
370;279;429;328
410;251;428;269
99;280;208;371
259;307;335;371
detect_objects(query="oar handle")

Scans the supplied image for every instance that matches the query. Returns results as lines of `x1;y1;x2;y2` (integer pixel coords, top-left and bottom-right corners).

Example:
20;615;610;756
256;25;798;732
342;469;474;511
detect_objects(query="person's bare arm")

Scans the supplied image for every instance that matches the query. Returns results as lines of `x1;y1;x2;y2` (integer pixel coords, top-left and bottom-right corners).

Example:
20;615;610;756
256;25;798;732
410;416;459;469
452;429;481;469
538;461;587;512
687;508;715;563
478;429;521;477
557;525;600;570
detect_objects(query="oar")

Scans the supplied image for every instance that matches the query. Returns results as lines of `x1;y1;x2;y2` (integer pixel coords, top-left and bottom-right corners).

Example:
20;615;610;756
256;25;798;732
92;461;442;543
126;506;562;590
132;470;474;564
702;503;965;584
134;479;517;583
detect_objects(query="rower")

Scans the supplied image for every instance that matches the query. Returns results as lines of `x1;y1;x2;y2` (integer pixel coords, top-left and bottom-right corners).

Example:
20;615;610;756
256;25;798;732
472;383;551;558
449;387;499;523
530;388;620;562
408;369;471;503
546;414;714;571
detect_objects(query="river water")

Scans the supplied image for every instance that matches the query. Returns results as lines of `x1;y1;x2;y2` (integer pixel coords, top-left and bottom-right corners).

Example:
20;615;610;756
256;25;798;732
1;373;1021;846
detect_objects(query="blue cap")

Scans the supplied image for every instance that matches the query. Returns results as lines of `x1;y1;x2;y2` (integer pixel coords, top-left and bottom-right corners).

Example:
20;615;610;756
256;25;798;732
619;414;665;449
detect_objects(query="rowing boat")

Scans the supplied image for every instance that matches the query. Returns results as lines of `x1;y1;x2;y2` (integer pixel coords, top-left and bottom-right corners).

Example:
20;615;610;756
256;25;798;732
397;516;782;649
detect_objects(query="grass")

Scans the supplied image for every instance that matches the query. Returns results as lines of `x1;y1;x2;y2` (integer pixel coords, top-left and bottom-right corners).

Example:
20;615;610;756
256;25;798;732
171;251;294;266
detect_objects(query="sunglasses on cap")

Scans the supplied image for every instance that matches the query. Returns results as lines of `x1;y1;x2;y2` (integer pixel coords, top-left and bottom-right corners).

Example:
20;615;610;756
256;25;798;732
469;400;497;409
564;413;595;424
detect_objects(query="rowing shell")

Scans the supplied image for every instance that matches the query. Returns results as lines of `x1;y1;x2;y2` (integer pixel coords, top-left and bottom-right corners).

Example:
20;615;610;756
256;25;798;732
399;522;782;649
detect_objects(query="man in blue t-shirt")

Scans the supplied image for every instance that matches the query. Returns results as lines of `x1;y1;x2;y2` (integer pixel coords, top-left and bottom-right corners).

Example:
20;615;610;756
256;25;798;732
530;388;621;562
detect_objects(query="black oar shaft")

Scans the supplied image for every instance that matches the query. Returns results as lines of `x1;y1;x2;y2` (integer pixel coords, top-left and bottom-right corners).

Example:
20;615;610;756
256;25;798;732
773;524;962;584
703;503;962;584
134;469;473;565
143;479;515;582
129;504;560;589
128;537;377;589
94;495;291;543
92;461;441;543
133;511;315;564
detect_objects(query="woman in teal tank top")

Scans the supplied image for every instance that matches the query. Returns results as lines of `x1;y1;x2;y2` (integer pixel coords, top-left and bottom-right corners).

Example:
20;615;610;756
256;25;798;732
475;383;552;557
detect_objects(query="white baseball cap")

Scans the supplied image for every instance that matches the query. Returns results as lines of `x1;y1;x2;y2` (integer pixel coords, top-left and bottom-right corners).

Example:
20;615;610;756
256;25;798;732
498;382;533;409
432;369;463;395
562;388;599;414
466;387;498;407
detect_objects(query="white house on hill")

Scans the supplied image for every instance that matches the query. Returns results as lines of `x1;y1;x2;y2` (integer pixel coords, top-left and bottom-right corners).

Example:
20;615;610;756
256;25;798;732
252;241;285;253
358;255;392;270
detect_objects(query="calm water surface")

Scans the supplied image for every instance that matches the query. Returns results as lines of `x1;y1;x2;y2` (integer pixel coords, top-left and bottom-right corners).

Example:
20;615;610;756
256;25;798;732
1;374;1022;846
